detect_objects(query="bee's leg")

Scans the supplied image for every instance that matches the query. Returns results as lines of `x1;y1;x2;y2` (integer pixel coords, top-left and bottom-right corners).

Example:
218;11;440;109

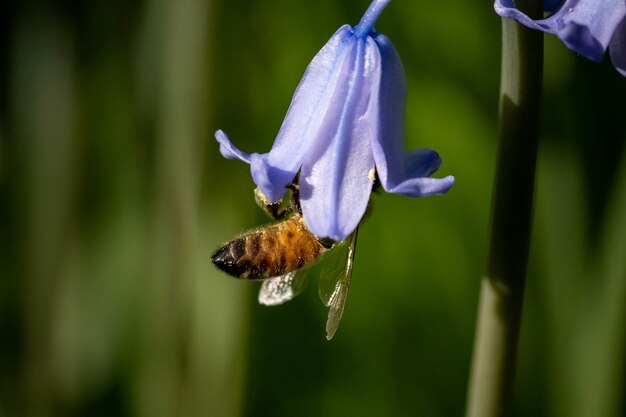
254;187;289;220
318;237;335;249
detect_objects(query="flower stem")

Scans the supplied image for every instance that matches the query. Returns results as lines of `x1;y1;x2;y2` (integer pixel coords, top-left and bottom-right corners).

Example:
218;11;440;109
465;1;543;416
354;0;391;37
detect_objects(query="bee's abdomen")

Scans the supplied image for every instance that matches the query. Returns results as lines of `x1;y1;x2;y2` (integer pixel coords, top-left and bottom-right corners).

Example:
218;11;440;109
211;239;251;278
211;217;324;279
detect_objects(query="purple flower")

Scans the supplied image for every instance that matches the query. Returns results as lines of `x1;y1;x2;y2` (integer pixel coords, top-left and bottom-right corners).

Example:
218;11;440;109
215;0;454;241
495;0;626;76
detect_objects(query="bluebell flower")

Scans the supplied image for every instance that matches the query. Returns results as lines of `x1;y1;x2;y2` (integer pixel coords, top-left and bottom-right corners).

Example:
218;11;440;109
495;0;626;76
215;0;454;241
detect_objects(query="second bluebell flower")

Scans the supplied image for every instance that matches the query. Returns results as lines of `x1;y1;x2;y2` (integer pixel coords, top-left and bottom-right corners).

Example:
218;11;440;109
495;0;626;76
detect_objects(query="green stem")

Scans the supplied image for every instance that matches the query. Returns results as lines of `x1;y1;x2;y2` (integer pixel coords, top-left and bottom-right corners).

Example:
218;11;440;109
465;2;543;416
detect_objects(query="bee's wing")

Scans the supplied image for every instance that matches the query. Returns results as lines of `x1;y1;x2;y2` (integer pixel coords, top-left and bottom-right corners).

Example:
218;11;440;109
318;229;358;340
258;269;310;306
318;237;350;306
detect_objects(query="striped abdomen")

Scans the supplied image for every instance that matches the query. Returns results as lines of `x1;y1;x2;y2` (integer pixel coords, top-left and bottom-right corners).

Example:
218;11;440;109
211;215;325;279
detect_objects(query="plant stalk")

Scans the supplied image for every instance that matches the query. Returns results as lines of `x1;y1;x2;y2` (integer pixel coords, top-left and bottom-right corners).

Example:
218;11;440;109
465;2;543;416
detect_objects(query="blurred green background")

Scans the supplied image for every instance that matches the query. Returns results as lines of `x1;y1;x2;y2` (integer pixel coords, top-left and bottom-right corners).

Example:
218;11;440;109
1;0;625;416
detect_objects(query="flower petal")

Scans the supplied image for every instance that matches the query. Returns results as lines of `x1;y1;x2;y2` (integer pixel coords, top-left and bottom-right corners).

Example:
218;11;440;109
495;0;626;62
557;0;626;62
253;25;356;202
403;149;442;179
494;0;563;33
386;176;455;197
610;17;626;76
215;129;252;163
300;37;378;241
368;33;407;191
370;33;455;197
214;130;289;199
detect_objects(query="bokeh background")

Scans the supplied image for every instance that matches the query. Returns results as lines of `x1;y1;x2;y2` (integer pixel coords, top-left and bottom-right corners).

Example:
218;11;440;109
1;0;625;416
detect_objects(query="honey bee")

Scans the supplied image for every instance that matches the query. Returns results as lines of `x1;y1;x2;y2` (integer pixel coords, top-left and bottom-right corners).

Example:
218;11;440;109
211;213;329;280
211;185;358;340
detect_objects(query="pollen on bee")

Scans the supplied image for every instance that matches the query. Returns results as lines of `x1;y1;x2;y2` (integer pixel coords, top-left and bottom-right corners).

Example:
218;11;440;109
368;168;376;181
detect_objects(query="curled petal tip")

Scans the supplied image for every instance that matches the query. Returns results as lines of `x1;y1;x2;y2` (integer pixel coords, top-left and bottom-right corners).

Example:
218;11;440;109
250;154;293;203
437;176;455;197
215;130;252;163
386;175;455;197
408;175;455;197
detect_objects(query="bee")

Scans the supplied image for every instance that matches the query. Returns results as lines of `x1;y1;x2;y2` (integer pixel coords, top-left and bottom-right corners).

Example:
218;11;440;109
211;185;358;340
211;213;328;280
